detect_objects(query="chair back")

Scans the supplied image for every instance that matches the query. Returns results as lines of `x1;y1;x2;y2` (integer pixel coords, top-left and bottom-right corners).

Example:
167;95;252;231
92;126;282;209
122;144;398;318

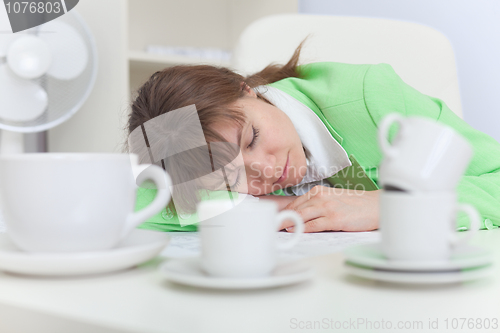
232;14;462;117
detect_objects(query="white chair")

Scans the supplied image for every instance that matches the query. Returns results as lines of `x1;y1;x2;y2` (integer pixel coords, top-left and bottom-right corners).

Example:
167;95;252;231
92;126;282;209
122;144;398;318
232;14;462;118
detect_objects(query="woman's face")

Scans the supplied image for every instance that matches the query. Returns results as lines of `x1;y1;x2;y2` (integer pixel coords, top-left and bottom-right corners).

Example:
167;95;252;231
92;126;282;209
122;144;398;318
212;88;307;196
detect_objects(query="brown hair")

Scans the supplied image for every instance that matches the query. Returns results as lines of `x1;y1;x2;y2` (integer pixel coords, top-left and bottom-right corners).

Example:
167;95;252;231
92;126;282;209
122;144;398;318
127;39;306;214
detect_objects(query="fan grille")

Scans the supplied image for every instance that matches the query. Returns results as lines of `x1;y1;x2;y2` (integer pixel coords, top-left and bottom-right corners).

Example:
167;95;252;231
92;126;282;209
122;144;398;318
0;11;97;133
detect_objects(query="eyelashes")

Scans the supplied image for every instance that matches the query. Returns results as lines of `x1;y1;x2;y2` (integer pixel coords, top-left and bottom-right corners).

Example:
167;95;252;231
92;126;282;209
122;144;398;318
227;124;258;191
247;125;259;149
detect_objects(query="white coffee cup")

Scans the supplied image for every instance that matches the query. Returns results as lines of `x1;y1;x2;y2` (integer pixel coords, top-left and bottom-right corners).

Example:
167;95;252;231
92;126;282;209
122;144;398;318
197;199;304;278
380;190;480;262
0;153;171;252
378;114;473;192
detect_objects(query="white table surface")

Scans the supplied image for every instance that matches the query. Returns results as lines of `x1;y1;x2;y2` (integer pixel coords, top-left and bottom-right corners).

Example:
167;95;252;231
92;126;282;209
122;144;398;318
0;229;498;333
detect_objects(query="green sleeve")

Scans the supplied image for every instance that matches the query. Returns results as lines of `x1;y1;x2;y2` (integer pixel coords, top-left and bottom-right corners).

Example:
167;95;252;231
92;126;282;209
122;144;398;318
134;187;248;232
269;188;287;196
364;63;500;230
134;187;197;232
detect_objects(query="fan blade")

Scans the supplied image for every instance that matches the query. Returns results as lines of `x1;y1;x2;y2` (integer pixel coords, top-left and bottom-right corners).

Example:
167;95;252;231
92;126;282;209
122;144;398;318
0;64;48;122
7;35;52;79
38;21;89;80
0;33;19;58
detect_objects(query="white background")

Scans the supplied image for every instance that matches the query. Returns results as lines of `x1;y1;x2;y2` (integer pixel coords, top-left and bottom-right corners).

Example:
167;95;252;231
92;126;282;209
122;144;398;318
299;0;500;143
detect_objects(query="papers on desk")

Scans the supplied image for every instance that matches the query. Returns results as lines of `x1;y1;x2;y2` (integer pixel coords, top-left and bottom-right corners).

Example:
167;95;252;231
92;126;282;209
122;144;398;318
162;231;380;261
276;231;380;261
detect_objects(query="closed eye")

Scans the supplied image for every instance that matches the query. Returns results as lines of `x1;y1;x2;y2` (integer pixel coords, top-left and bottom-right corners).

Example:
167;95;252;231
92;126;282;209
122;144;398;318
247;125;259;149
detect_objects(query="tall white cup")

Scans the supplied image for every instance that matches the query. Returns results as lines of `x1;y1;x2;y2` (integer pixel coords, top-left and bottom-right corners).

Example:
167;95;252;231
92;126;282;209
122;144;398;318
378;114;473;192
197;200;304;278
0;153;171;252
380;191;480;262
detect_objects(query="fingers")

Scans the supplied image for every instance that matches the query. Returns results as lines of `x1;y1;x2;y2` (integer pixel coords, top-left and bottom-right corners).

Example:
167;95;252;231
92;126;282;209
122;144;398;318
286;217;340;233
283;185;326;211
279;187;380;233
295;205;323;224
279;201;323;230
259;195;296;210
280;188;331;230
283;194;308;211
280;186;340;232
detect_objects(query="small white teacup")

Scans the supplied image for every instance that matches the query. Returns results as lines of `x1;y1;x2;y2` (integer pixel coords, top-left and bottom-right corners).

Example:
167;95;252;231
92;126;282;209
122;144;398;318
0;153;171;253
197;199;304;278
380;190;480;262
378;114;473;192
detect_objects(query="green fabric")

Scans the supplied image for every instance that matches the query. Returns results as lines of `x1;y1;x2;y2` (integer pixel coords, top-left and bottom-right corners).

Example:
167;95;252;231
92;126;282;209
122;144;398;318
135;187;196;232
269;188;287;196
135;187;242;232
326;155;379;191
136;61;500;231
269;62;500;230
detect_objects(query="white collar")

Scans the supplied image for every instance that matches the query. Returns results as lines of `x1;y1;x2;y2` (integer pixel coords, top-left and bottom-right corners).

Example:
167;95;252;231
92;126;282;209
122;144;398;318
253;85;351;195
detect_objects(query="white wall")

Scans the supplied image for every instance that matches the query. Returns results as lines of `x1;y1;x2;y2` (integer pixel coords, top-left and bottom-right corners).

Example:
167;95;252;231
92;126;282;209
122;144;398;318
128;0;298;96
48;0;129;152
299;0;500;143
51;0;296;152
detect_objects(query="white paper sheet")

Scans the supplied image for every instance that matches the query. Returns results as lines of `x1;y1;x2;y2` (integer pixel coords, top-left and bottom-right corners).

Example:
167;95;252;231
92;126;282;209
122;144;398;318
162;230;380;261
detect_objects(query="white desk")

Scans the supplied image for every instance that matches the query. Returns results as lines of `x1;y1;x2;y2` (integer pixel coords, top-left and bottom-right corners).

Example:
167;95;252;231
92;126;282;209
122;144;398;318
0;229;498;333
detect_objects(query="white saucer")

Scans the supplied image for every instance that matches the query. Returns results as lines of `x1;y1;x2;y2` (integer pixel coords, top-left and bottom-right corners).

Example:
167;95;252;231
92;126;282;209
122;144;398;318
159;258;314;290
0;229;169;276
345;262;494;284
344;242;492;271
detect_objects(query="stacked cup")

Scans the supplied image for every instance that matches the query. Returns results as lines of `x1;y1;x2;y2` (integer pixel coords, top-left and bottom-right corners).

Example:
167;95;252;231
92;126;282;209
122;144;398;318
377;114;480;262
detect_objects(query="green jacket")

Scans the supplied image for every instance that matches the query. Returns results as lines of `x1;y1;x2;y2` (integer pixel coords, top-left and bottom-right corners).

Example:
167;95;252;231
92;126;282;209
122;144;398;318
136;62;500;231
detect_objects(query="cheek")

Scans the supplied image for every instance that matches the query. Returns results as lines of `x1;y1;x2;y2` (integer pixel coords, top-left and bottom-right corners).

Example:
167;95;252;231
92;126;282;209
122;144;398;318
246;177;264;195
245;176;275;195
276;114;299;142
293;151;307;175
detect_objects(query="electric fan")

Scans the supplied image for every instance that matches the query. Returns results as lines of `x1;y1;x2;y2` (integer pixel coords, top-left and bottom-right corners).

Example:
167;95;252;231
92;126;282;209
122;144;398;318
0;10;97;153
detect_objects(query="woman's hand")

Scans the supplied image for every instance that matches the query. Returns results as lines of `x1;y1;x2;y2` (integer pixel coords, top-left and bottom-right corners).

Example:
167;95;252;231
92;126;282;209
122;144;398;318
258;194;296;210
280;186;380;232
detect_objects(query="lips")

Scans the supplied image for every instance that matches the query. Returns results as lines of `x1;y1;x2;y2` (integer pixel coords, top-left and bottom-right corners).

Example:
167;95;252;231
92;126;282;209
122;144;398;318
275;154;289;184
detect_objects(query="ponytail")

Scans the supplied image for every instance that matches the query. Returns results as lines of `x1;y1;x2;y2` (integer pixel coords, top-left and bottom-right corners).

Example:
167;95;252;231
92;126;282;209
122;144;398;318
244;37;308;87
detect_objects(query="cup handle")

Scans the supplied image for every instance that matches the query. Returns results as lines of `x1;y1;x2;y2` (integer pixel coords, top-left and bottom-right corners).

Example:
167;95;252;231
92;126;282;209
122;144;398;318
275;210;304;250
378;113;404;158
120;164;172;238
449;203;480;247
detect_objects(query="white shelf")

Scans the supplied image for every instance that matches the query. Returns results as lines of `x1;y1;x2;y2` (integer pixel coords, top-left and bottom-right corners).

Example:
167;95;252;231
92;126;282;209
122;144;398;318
128;50;231;68
126;0;298;94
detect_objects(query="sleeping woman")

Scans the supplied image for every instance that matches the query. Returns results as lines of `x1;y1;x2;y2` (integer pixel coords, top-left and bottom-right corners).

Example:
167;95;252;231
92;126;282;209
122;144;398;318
127;41;500;233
